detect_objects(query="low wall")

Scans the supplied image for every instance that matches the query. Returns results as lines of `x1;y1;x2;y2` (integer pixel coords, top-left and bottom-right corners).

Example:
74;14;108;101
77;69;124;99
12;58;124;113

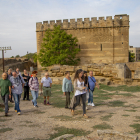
40;63;132;85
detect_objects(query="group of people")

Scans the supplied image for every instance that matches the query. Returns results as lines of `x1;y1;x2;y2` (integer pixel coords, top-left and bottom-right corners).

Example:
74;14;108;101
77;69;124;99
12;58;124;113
0;67;98;118
62;69;99;118
0;68;52;116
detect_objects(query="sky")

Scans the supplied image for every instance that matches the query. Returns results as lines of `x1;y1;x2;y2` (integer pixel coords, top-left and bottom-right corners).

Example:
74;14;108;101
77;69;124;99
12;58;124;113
0;0;140;58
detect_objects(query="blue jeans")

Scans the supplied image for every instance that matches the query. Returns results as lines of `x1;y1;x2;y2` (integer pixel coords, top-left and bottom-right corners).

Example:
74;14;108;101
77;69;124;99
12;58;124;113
31;90;38;106
88;90;93;103
13;93;21;112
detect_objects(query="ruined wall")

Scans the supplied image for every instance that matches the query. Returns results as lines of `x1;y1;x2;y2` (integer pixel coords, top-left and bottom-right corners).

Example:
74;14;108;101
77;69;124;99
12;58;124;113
36;14;129;69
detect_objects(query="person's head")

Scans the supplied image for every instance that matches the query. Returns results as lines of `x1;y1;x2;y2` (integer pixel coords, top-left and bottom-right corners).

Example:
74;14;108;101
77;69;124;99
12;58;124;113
16;68;19;73
8;68;12;74
24;69;27;74
12;71;17;77
74;69;84;81
45;72;49;78
32;71;38;77
2;73;7;80
84;71;87;77
89;71;93;77
65;71;70;77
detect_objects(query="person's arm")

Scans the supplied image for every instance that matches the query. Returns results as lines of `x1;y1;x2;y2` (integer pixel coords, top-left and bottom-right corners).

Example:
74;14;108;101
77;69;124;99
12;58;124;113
62;78;66;95
74;80;85;91
41;83;43;92
9;86;11;95
95;82;99;89
50;83;52;88
20;75;25;88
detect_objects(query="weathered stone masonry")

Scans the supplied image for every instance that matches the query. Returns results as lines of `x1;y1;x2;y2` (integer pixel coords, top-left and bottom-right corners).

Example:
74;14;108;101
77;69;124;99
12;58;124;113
36;14;129;69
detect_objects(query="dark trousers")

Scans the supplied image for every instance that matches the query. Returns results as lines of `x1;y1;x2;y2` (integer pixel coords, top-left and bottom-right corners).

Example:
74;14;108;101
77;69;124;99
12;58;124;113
73;93;86;115
65;92;70;108
23;86;29;100
1;94;9;114
9;92;13;102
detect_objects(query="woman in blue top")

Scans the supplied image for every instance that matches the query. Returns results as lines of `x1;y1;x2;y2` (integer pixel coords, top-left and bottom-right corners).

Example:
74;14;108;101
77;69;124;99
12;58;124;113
62;71;73;109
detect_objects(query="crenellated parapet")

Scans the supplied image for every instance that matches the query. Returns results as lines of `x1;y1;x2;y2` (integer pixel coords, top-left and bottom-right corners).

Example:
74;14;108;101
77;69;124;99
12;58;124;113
36;14;129;31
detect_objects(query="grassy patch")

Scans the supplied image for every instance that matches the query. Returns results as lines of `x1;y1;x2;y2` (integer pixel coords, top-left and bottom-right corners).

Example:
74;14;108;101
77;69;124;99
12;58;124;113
93;123;112;130
130;124;140;133
0;128;13;133
48;127;91;140
22;138;42;140
21;121;32;124
122;114;130;117
125;110;137;112
34;110;45;114
28;124;40;127
101;114;112;121
100;84;140;92
108;100;126;107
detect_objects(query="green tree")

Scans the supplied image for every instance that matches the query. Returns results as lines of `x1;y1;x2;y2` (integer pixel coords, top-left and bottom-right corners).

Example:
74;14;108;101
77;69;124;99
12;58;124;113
33;53;37;63
129;51;135;62
38;25;80;67
10;56;14;58
15;55;20;58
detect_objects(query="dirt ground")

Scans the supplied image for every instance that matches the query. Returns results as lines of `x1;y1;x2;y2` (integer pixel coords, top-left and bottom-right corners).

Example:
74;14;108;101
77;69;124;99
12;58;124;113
0;87;140;140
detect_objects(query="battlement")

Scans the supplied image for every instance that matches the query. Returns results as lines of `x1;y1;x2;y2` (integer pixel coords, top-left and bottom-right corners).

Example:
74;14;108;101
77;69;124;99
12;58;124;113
36;14;129;31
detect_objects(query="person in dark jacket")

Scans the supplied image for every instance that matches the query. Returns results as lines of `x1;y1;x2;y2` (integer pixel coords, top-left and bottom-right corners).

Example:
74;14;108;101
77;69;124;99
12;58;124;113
22;69;30;101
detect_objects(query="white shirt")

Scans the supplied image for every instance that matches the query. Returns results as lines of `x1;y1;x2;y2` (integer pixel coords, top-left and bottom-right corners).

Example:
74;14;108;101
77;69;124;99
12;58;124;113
41;77;52;87
75;80;86;96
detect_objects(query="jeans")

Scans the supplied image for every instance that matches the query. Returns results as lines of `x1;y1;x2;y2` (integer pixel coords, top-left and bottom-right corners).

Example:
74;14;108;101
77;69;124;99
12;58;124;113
13;93;21;112
88;90;93;103
23;86;29;100
31;90;38;106
1;94;9;114
73;93;86;115
65;92;70;108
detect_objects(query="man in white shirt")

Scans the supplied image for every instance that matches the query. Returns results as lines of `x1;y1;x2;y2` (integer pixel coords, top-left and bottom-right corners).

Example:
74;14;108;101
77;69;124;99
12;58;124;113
41;72;52;105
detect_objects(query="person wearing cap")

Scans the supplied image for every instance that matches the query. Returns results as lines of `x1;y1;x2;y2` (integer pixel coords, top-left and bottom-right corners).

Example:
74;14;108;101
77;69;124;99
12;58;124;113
29;71;39;108
0;73;11;116
41;72;52;105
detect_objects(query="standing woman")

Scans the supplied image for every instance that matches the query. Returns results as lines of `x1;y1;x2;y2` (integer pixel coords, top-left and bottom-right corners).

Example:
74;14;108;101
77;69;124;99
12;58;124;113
22;69;30;101
62;71;73;109
29;71;39;108
71;69;88;118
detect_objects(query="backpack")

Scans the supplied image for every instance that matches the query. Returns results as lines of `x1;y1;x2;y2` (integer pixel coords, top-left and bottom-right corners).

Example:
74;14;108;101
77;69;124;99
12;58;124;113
30;77;38;85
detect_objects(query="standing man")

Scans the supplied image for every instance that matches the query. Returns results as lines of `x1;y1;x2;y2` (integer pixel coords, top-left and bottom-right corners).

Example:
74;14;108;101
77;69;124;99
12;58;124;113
0;73;11;116
7;68;14;103
88;71;99;107
41;72;52;105
10;71;25;115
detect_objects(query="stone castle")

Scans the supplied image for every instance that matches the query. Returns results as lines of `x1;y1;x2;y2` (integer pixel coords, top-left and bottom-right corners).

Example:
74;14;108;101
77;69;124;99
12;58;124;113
36;14;129;69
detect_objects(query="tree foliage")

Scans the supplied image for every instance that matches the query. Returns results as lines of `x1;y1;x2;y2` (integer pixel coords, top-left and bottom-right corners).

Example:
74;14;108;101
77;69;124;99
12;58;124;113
15;55;20;58
33;53;37;63
38;25;80;67
129;51;135;62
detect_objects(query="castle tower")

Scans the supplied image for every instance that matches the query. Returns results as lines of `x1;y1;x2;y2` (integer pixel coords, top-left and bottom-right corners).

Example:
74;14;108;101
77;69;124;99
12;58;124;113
36;14;129;69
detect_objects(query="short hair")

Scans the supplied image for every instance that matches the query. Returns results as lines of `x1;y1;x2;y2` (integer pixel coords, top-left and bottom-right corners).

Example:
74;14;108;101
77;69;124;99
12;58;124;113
84;71;87;74
2;72;7;76
65;71;69;75
32;70;37;74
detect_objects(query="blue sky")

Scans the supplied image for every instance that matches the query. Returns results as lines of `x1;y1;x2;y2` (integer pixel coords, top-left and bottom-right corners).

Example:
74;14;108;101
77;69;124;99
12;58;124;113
0;0;140;58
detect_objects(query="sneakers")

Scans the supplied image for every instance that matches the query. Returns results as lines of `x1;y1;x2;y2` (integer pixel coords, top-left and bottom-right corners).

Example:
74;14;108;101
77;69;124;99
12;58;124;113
34;105;38;108
15;110;17;112
87;103;91;106
31;100;34;105
83;114;88;118
71;110;74;116
91;103;95;107
5;113;8;116
44;100;46;105
17;112;20;115
86;107;88;110
47;102;51;105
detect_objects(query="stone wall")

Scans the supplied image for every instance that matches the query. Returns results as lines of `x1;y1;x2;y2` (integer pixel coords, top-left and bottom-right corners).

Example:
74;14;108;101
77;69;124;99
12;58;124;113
40;63;131;85
36;14;129;69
